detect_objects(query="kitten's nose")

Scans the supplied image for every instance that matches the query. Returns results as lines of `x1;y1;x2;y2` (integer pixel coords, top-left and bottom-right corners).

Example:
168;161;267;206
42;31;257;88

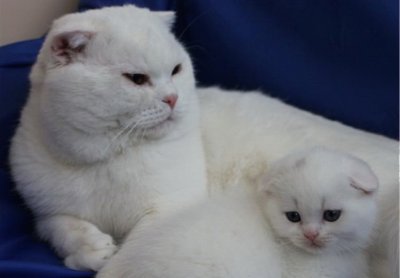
304;230;319;242
162;94;178;109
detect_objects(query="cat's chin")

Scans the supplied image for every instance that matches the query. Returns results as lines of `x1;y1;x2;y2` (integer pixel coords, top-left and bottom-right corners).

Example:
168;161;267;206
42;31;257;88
138;117;178;140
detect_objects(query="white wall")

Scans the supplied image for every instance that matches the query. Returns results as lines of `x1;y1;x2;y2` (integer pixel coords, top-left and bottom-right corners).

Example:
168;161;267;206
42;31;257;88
0;0;78;46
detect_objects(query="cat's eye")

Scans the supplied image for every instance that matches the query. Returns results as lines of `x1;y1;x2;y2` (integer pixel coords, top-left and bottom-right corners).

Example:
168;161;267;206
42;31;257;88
323;210;341;222
171;64;182;76
123;73;150;86
285;211;301;223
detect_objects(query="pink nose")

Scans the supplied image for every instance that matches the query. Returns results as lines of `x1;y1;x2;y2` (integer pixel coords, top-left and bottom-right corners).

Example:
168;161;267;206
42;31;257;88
162;94;178;109
304;230;319;242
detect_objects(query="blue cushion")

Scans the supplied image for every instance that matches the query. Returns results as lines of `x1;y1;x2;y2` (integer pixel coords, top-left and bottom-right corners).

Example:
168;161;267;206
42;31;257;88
0;1;398;277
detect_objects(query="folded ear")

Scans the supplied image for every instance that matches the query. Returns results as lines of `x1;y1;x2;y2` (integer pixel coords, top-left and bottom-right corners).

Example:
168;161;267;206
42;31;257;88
51;31;94;65
347;157;379;195
257;169;278;196
156;11;176;29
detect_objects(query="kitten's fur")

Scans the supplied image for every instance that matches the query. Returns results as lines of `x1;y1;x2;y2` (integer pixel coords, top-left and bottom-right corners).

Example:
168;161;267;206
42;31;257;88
259;147;378;278
97;182;282;278
199;87;398;277
10;6;207;271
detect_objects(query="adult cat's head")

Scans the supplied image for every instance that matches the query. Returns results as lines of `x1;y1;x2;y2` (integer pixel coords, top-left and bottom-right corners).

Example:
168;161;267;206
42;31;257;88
29;5;197;162
259;147;378;255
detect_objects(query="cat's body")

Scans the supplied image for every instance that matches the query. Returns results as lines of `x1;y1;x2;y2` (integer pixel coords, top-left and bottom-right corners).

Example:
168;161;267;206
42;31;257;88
10;6;206;271
259;148;378;278
199;87;398;277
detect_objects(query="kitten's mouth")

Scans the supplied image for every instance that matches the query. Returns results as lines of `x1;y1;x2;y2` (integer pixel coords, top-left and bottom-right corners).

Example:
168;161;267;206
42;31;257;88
306;240;325;251
296;240;325;253
310;242;323;248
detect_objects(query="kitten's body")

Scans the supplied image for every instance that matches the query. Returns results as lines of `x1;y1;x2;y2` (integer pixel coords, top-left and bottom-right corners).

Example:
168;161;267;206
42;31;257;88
199;87;398;277
10;6;206;270
279;246;368;278
97;184;282;278
259;148;378;278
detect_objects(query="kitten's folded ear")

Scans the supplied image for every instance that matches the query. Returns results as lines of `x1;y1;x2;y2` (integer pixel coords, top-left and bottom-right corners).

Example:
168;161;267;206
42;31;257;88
257;170;276;195
156;11;176;29
50;31;95;65
347;157;379;195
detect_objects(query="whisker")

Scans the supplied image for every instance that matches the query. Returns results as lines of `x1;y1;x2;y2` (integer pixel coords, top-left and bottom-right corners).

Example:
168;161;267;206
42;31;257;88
131;117;151;144
138;126;147;144
126;118;142;138
177;11;210;40
104;117;137;153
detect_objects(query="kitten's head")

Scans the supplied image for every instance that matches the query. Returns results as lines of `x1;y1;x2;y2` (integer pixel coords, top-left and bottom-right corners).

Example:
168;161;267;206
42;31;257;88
259;147;378;255
31;6;197;160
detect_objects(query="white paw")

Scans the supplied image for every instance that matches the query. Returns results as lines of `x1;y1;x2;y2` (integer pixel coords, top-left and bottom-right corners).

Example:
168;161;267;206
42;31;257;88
64;244;117;271
64;234;118;271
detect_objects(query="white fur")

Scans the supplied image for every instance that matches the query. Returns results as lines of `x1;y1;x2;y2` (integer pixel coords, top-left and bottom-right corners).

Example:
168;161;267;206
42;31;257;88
97;185;282;278
10;5;207;271
259;147;378;278
369;187;399;278
199;87;399;277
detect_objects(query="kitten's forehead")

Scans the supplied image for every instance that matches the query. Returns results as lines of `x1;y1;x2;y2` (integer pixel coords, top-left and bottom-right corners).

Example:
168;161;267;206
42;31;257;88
270;150;355;206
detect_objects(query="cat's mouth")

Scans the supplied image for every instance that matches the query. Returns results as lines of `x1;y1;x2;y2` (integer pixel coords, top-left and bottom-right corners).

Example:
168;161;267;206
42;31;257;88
136;106;174;129
135;109;177;138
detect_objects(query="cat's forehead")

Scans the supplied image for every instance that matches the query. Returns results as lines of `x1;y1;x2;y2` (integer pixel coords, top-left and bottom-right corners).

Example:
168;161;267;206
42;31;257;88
52;5;182;65
99;26;181;67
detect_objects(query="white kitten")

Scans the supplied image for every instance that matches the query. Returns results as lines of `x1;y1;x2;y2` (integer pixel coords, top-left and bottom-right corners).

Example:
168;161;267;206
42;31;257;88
259;147;378;278
199;87;398;277
97;184;282;278
10;5;206;271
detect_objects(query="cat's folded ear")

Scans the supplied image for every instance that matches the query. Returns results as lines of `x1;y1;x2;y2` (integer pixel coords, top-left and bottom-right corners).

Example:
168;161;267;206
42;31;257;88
50;31;95;65
156;11;176;29
346;157;379;195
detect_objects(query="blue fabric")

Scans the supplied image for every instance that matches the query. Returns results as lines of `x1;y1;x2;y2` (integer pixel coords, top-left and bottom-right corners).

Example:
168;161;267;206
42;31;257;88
0;1;398;277
0;39;93;277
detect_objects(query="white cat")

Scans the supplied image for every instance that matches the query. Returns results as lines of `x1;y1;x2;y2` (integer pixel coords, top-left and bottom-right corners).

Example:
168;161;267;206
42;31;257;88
259;147;378;278
97;179;282;278
10;5;207;271
199;87;399;277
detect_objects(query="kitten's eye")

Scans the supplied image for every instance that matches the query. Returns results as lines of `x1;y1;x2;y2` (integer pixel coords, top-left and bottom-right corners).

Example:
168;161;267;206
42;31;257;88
285;211;301;223
171;64;182;76
323;210;341;222
123;73;150;86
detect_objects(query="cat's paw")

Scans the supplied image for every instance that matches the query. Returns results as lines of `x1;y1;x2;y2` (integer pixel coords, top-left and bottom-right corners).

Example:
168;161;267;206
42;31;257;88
64;233;118;271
